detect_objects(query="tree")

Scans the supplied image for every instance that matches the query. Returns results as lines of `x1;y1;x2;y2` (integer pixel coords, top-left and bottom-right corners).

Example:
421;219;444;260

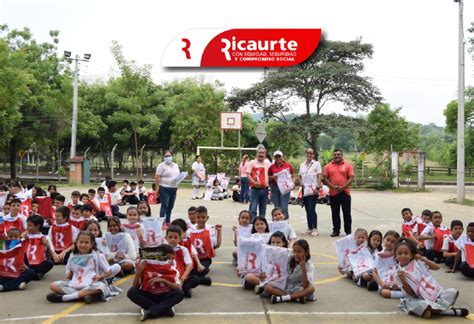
359;104;419;153
0;25;72;178
107;41;164;179
166;78;226;169
443;87;474;167
228;37;381;151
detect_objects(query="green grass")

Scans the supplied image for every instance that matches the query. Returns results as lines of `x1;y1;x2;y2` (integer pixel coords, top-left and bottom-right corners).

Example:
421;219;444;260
445;198;474;207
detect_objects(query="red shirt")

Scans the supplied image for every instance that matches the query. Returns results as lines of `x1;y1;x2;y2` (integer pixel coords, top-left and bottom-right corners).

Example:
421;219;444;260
268;162;295;186
323;160;354;196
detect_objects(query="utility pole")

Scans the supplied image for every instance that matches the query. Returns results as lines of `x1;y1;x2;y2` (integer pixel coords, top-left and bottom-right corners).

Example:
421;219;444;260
64;51;91;159
454;0;465;202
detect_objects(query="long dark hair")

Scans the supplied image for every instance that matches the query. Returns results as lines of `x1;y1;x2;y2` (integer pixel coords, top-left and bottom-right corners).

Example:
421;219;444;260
137;200;151;216
394;237;417;261
85;219;103;237
290;239;311;272
268;231;288;248
107;216;124;233
368;230;383;252
251;216;269;234
72;231;97;254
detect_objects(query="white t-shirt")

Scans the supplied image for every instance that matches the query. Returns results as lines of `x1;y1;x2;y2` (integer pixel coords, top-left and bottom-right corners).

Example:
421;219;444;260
455;234;474;263
421;224;449;250
192;162;205;173
299;159;322;176
100;181;109;193
109;191;122;206
172;244;193;267
156;162;180;188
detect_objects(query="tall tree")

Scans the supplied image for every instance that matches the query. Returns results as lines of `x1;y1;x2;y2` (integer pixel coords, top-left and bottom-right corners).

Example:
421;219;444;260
107;41;164;179
359;104;419;153
0;25;72;178
228;37;381;151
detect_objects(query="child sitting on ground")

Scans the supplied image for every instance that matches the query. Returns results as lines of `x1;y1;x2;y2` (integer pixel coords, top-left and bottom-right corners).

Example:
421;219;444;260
394;238;469;319
47;231;121;304
454;222;474;278
105;217;136;277
266;239;316;304
443;220;463;273
268;207;297;248
48;206;79;264
188;206;222;286
24;215;54;280
127;244;184;321
419;211;450;263
232;210;252;265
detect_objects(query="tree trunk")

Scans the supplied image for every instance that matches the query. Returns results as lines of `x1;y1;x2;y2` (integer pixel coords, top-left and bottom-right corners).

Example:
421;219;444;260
181;152;187;170
134;130;140;181
9;137;17;179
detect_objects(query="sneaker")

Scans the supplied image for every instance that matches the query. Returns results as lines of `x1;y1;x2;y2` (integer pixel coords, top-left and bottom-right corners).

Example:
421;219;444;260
200;276;212;286
254;285;264;295
271;295;278;304
296;297;306;304
140;308;151;322
330;232;340;237
17;282;26;290
184;290;192;298
0;285;3;292
307;294;317;302
305;229;313;235
242;279;253;290
310;229;319;237
232;258;238;266
83;295;95;304
47;292;63;303
367;280;378;291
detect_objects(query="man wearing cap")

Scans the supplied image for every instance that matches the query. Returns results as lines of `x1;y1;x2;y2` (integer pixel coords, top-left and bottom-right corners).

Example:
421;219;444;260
268;150;295;219
247;147;271;220
323;149;354;237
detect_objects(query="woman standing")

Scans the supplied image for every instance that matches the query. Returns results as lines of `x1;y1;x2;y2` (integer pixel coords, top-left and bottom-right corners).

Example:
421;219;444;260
299;148;322;237
191;155;206;200
155;150;180;225
268;151;295;219
239;154;250;203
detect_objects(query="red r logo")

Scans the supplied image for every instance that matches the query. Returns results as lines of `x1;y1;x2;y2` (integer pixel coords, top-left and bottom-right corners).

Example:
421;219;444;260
182;38;191;59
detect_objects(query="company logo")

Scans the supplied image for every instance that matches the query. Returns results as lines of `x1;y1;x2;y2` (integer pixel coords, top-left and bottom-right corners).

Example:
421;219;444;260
162;29;321;68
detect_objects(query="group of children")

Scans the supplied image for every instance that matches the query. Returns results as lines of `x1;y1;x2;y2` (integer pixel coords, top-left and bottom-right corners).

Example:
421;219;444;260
1;180;472;320
335;207;473;319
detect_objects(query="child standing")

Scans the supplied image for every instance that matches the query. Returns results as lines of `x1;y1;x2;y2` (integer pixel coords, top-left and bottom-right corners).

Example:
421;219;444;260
394;238;469;319
455;222;474;278
165;226;199;298
24;215;54;280
47;231;121;303
48;206;79;264
266;239;316;303
127;244;184;321
188;206;222;286
443;220;463;273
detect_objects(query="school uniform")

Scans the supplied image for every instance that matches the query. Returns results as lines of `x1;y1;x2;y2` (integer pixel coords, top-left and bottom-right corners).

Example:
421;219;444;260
48;223;79;264
3;213;27;233
421;224;450;262
52;252;121;300
24;233;54;279
189;226;217;280
442;234;459;269
172;245;199;296
285;260;316;301
394;259;458;317
455;234;474;278
0;242;36;291
127;260;184;318
104;232;136;268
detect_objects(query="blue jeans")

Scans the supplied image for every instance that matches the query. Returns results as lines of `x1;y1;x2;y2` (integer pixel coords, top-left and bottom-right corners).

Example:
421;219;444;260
249;188;268;221
303;194;318;229
0;268;35;292
270;184;290;219
240;177;250;203
159;186;177;224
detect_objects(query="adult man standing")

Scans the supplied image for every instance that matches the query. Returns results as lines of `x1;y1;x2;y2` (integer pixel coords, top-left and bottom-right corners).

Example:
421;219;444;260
323;149;354;237
247;147;271;220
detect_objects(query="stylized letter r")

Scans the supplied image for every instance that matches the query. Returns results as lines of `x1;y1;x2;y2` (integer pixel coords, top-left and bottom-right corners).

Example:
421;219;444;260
182;38;191;59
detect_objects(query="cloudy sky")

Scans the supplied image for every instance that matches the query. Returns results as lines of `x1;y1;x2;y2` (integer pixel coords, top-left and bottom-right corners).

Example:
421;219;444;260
1;0;473;126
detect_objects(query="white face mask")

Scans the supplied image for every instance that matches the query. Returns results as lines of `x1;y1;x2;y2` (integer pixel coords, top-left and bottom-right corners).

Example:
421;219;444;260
164;156;172;164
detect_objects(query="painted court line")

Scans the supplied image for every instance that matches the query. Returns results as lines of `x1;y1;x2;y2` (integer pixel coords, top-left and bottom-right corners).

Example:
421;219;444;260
41;275;134;324
212;275;344;288
2;311;408;322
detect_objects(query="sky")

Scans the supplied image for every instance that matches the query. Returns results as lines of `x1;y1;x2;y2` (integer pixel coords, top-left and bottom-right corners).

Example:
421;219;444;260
1;0;473;126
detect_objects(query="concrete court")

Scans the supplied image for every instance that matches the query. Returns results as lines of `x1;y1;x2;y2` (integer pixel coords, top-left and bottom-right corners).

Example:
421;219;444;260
0;186;473;324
